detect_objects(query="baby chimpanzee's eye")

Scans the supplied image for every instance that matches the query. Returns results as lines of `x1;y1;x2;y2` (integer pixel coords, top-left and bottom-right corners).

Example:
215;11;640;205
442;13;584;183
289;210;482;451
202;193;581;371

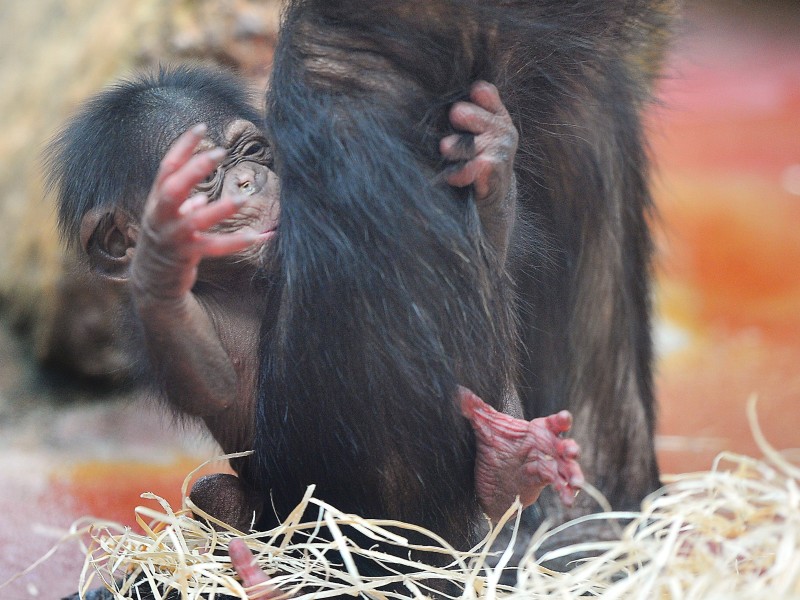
232;135;273;168
242;141;265;156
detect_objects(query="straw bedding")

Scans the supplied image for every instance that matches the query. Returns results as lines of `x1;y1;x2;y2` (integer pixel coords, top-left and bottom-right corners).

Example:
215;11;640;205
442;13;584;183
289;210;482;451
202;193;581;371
58;400;800;599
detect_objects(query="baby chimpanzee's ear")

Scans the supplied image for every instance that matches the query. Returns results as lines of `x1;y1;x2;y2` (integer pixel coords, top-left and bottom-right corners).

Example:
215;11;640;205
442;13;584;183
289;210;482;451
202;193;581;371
79;208;139;282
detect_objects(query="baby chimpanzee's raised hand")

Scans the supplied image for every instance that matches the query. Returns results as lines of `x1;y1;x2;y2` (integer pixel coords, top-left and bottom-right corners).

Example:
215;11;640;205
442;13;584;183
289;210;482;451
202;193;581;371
132;123;274;304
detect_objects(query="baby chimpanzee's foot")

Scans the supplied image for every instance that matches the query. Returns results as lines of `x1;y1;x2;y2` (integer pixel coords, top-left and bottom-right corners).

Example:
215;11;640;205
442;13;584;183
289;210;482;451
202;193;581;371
459;387;584;522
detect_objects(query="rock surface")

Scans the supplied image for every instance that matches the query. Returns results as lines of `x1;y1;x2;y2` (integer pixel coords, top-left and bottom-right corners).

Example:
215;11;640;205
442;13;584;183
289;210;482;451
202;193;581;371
0;0;280;379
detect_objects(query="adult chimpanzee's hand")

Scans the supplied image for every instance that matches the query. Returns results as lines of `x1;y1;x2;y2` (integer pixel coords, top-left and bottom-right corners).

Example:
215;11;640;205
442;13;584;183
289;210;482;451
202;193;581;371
441;81;518;206
459;387;585;523
440;81;518;260
131;124;270;303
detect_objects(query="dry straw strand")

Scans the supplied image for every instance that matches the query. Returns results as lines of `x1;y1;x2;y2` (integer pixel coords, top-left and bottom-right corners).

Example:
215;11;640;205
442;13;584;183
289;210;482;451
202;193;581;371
57;400;799;599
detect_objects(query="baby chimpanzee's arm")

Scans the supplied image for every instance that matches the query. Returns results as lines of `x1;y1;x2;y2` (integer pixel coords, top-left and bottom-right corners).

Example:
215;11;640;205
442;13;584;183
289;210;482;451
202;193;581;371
130;125;270;417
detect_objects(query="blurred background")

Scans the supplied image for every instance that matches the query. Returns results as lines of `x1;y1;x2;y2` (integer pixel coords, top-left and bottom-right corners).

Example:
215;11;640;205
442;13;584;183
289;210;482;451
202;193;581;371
0;0;798;597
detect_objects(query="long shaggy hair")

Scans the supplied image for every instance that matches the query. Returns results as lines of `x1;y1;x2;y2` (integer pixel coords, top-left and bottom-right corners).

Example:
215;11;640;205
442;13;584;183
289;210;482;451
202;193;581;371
254;0;669;548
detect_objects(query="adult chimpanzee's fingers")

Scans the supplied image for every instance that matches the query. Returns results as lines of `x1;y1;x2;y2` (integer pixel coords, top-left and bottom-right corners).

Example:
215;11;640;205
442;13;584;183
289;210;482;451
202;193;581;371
154;124;208;186
440;133;476;162
193;231;273;258
469;81;509;119
229;539;278;599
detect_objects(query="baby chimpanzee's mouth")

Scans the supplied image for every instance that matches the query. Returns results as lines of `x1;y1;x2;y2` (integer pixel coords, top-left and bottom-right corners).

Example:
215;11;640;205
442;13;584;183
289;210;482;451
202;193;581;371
262;221;279;235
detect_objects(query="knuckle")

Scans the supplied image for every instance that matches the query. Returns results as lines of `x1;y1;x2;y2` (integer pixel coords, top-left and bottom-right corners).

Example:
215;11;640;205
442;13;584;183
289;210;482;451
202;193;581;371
160;180;184;201
474;155;496;173
160;156;182;174
481;81;499;95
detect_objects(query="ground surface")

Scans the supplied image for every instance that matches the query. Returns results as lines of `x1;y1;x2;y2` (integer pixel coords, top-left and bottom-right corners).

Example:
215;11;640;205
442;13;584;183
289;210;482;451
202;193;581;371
1;3;799;598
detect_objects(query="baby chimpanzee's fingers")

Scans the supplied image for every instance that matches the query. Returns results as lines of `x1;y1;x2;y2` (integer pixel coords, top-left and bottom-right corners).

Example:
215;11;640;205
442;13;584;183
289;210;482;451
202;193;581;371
178;193;211;216
229;539;278;598
558;438;581;461
444;157;498;199
543;410;573;436
556;482;579;507
154;124;208;186
468;81;509;119
193;231;273;258
448;101;501;137
186;196;244;232
440;133;476;163
556;460;585;506
565;460;585;489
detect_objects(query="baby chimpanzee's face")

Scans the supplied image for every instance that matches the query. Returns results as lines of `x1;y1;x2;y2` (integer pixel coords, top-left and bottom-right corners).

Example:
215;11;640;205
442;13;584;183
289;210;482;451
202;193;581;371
195;119;280;268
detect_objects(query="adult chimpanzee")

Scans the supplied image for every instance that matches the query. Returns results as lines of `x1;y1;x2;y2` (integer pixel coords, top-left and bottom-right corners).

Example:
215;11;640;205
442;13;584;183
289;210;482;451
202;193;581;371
254;0;668;561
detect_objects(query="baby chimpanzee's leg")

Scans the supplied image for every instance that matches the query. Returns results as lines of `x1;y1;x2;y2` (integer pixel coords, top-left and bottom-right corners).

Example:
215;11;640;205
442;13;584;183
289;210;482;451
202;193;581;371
459;387;584;522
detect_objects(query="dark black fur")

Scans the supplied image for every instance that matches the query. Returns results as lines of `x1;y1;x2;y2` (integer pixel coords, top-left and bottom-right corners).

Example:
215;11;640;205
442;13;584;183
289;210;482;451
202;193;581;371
46;65;262;247
254;3;518;549
254;0;666;552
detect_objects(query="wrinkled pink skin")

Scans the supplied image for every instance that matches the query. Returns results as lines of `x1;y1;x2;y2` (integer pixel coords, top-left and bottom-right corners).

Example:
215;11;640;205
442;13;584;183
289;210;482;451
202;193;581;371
229;539;279;599
459;387;584;522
